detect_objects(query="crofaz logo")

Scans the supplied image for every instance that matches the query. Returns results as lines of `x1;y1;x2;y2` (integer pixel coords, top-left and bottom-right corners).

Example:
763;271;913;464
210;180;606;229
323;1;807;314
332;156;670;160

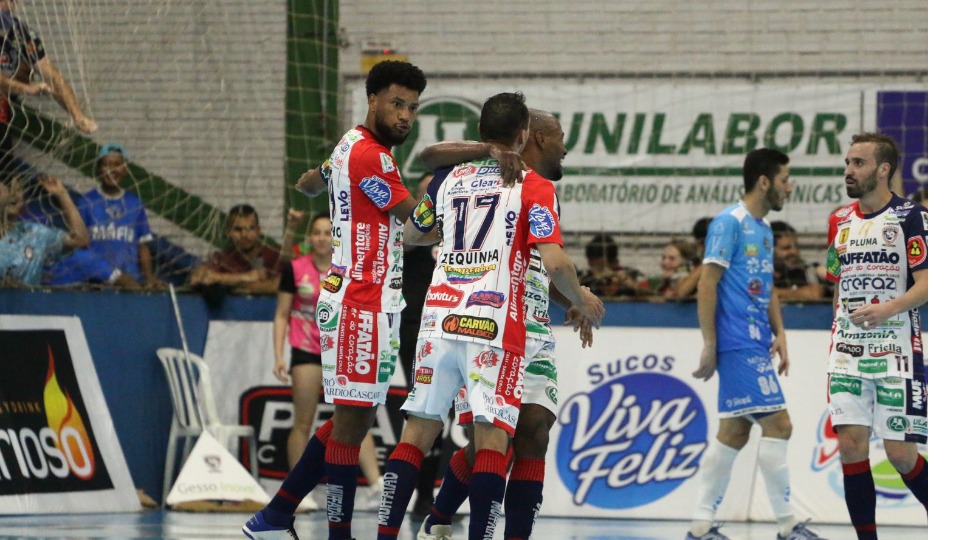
442;315;499;340
835;342;864;357
425;283;464;308
556;372;707;508
466;290;505;309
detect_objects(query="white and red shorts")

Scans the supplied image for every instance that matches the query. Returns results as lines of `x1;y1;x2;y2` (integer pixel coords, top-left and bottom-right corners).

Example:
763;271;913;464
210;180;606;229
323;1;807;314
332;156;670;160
455;338;558;425
828;374;927;443
316;298;400;407
402;338;525;436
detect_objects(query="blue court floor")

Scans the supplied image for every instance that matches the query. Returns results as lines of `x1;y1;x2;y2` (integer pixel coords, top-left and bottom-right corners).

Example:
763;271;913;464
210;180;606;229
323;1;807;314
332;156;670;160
0;509;928;539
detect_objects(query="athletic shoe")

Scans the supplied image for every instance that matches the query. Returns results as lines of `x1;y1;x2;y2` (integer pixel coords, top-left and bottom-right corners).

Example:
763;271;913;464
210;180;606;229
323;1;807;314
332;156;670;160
242;511;299;540
685;524;732;540
777;520;827;540
417;517;454;540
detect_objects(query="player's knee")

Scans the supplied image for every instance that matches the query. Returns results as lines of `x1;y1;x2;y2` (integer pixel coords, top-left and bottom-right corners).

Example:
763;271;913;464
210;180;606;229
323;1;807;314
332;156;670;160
884;444;918;473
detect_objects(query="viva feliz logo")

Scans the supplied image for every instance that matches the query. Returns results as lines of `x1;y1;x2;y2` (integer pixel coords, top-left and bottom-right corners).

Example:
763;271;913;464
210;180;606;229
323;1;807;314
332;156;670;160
556;354;707;508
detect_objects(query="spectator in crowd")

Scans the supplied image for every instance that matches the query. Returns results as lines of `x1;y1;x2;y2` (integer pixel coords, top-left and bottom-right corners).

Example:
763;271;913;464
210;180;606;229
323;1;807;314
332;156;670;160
770;220;831;302
673;216;711;298
0;174;88;286
0;0;97;211
577;232;651;299
650;238;698;298
271;210;383;510
43;247;139;288
189;203;285;295
69;143;164;289
911;186;928;209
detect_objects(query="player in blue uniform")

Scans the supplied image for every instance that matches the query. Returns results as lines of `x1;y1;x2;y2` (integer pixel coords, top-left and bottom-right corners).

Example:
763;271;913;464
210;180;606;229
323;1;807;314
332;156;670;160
687;149;824;540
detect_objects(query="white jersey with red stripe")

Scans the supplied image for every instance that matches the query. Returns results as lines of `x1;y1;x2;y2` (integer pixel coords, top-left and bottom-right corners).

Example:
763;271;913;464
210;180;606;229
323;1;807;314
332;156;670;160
411;161;563;356
319;125;410;313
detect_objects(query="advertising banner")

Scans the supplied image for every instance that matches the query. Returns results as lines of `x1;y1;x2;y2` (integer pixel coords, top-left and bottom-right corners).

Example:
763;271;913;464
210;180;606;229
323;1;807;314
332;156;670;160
0;316;139;514
203;321;926;525
349;81;926;235
544;327;927;525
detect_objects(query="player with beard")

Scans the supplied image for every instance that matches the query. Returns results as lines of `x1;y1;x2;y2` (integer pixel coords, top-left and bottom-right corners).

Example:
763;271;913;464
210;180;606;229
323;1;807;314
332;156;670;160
826;133;927;539
243;60;427;540
409;108;594;540
687;148;825;540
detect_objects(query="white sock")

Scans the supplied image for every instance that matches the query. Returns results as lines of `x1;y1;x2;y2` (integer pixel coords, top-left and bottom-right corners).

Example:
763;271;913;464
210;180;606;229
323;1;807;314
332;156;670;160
757;437;798;535
690;440;740;535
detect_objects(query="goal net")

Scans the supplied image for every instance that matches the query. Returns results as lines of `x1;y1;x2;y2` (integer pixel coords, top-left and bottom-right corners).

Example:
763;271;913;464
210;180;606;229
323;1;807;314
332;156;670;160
4;1;927;285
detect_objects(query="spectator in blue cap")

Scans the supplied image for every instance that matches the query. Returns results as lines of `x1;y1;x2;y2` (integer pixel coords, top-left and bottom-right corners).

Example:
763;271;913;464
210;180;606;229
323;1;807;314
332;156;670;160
75;143;164;288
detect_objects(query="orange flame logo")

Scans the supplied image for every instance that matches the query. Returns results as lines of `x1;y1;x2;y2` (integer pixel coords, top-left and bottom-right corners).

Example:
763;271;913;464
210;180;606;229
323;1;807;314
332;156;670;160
43;346;96;480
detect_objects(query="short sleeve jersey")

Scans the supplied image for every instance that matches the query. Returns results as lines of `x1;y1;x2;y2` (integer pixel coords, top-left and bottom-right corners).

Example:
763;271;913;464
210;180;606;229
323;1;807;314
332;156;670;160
208;245;281;275
0;221;64;285
279;255;325;355
79;187;153;281
825;195;928;380
320;126;410;313
412;162;563;355
702;201;774;353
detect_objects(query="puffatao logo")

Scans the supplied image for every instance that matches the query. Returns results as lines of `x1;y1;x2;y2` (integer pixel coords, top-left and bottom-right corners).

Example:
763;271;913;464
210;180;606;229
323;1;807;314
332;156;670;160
393;97;481;182
556;372;707;508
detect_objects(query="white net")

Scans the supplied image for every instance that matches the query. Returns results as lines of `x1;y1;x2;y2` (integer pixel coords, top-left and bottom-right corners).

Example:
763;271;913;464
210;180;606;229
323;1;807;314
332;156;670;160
3;1;927;285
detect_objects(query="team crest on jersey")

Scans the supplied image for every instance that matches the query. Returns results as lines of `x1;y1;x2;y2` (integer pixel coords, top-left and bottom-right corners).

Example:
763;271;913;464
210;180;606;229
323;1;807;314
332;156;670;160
379;152;396;174
882;225;899;246
835;206;854;219
838;228;850;246
360;175;392;208
106;205;124;220
529;204;556;238
906;236;927;267
748;277;762;295
466;290;506;308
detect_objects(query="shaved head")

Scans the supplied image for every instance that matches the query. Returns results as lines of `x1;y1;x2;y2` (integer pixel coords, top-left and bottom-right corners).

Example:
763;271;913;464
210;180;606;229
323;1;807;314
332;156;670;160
529;108;559;132
524;108;566;181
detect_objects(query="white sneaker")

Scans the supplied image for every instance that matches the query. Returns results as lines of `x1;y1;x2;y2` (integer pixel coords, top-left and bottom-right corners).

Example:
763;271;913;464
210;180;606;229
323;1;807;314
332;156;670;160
417;517;454;540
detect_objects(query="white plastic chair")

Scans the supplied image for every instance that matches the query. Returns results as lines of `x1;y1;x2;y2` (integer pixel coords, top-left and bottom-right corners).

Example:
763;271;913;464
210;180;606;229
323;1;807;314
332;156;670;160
156;347;258;500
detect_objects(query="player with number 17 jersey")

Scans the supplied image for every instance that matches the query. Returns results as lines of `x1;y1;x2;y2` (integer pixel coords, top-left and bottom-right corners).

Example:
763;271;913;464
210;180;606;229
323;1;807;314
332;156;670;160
413;160;563;356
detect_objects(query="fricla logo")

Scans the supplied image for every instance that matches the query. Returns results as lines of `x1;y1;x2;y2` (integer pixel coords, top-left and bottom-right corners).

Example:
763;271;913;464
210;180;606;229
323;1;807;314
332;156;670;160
812;410;925;506
555;373;707;508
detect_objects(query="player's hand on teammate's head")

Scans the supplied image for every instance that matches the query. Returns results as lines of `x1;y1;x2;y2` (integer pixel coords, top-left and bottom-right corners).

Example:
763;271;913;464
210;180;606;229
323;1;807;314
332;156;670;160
488;146;525;187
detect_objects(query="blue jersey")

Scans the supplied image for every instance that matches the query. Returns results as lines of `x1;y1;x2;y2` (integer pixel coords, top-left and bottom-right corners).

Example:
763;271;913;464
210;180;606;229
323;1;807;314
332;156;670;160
0;221;64;285
703;201;774;353
79;187;153;281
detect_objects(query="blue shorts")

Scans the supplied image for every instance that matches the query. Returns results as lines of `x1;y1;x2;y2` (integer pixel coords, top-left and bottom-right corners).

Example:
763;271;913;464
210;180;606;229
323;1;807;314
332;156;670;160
716;348;787;418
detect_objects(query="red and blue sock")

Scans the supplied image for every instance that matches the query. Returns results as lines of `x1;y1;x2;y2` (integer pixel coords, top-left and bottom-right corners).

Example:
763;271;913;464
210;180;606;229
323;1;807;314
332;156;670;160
842;459;878;540
263;420;334;524
900;454;928;511
325;438;360;540
504;458;545;540
425;447;472;530
468;449;507;540
376;442;424;540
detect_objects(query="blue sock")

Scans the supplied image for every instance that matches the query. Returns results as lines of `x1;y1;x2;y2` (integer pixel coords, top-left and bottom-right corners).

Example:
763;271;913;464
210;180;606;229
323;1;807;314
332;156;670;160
503;458;544;540
468;449;507;540
325;438;360;540
376;442;423;540
265;420;334;520
426;447;471;529
842;460;877;540
900;454;928;511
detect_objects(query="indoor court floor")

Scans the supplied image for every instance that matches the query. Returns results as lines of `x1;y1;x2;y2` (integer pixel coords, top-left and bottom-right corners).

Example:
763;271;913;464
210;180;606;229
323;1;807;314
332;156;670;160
0;510;929;539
